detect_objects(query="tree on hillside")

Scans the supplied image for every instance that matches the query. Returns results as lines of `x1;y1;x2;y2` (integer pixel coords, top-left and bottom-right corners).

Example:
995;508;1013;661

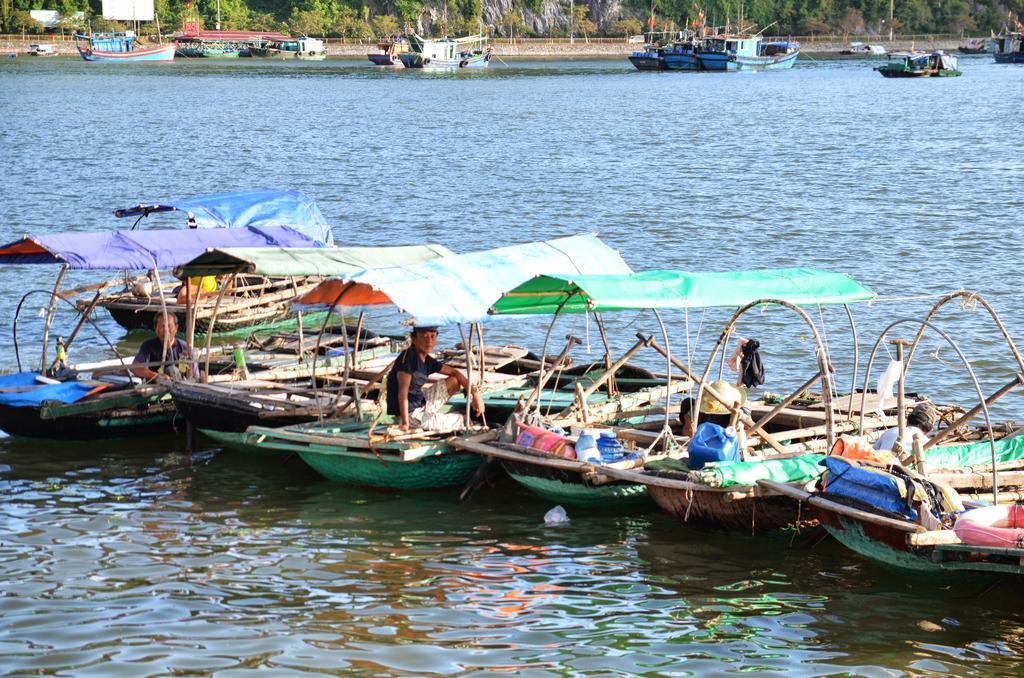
500;8;524;40
371;12;400;36
571;3;595;40
610;17;642;36
288;7;325;34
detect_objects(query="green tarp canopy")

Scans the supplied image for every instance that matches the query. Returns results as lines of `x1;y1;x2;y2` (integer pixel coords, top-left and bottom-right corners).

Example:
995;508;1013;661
173;244;455;278
923;434;1024;471
489;268;876;315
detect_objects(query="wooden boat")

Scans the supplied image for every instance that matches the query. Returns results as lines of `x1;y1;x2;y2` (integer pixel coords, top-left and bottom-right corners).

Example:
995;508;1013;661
875;51;961;77
0;373;176;439
368;38;408;66
994;31;1024;63
245;235;634;488
761;474;1024;578
957;38;992;54
399;34;491;69
80;189;338;335
696;35;799;71
170;335;400;450
613;290;1024;531
75;32;175;62
452;268;874;511
250;36;326;60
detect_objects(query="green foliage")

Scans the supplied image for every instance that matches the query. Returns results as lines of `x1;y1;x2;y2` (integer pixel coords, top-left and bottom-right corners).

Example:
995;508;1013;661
610;17;641;35
371;12;399;36
13;0;1018;36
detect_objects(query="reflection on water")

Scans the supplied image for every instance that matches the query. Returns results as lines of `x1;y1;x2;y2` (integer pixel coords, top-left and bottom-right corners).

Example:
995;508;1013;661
3;57;1024;673
3;441;1024;673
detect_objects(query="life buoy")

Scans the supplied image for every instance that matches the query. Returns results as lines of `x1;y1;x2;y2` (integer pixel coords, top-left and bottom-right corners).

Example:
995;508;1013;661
953;504;1024;548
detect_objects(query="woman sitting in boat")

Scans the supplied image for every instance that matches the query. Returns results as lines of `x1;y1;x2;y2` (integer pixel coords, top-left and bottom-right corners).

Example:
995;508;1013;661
387;326;485;432
873;401;936;454
131;313;195;382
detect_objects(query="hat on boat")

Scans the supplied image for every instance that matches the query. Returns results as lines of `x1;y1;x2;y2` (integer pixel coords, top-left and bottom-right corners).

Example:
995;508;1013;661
700;380;747;415
909;401;937;432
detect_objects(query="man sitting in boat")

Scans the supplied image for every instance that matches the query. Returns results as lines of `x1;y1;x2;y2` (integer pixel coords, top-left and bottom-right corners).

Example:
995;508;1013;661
131;313;194;382
387;326;485;432
873;401;936;455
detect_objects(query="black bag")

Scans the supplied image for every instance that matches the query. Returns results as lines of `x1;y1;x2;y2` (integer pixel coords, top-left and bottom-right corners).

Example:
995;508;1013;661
740;339;765;388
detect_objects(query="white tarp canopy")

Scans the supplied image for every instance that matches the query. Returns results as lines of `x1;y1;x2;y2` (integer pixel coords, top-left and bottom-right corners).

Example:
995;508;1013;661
102;0;155;21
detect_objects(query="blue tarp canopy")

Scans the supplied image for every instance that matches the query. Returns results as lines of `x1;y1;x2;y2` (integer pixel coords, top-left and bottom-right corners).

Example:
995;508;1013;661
113;189;333;245
0;225;321;270
0;372;99;407
291;234;634;326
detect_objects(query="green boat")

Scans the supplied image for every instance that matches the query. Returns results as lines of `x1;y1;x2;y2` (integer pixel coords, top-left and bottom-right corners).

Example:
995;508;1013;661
875;50;961;77
246;417;487;489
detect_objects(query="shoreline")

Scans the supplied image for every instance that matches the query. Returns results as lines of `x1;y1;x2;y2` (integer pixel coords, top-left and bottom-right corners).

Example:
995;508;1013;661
2;36;969;58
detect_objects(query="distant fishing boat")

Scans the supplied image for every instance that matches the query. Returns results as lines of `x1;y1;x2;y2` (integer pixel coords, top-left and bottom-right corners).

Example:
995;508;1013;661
839;41;886;56
399;34;491;69
697;34;799;71
250;36;326;60
368;37;408;66
27;43;57;57
993;31;1024;63
957;38;992;54
74;31;175;62
875;51;961;77
628;44;667;70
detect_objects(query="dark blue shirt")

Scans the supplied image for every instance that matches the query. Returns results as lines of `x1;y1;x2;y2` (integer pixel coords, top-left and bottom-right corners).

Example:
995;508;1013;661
134;337;189;376
386;348;444;416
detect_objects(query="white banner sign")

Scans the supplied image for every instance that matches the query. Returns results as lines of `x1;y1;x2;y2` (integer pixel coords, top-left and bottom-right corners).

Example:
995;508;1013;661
101;0;155;21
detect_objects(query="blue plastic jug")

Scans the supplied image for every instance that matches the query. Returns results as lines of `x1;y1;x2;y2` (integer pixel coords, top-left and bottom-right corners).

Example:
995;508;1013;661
688;422;740;470
575;433;600;463
597;431;625;463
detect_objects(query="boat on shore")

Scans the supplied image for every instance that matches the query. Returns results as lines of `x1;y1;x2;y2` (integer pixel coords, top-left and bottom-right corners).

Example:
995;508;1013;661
875;51;961;77
399;34;491;69
368;37;409;66
75;31;175;62
250;36;326;60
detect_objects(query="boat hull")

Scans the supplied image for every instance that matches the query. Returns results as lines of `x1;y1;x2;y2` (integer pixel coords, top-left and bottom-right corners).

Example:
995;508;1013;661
502;459;652;508
400;52;490;69
648;484;813;531
662;53;701;70
77;43;176;62
299;447;482;489
994;52;1024;63
368;54;402;66
699;50;799;71
628;54;666;71
876;68;961;77
0;396;176;439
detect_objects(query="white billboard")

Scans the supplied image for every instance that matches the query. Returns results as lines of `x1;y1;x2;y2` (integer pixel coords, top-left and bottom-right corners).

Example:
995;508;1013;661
102;0;155;21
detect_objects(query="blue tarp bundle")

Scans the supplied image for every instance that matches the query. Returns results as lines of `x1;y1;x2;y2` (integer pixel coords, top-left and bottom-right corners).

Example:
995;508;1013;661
113;189;334;245
820;457;917;520
0;225;321;270
0;372;98;407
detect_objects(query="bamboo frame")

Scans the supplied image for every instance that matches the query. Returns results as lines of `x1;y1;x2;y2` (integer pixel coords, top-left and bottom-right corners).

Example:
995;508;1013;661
694;298;837;451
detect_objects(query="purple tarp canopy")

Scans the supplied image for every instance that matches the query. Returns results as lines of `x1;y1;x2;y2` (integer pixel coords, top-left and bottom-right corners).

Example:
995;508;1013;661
0;225;322;270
